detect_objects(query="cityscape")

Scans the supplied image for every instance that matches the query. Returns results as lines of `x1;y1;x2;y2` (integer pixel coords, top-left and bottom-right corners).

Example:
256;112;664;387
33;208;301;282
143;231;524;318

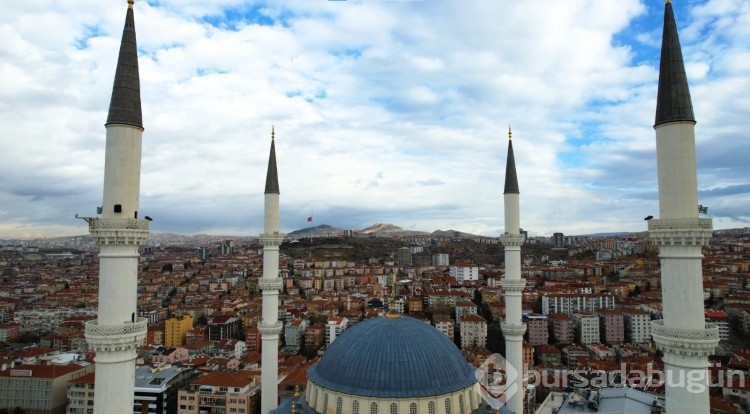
2;226;750;414
2;0;749;414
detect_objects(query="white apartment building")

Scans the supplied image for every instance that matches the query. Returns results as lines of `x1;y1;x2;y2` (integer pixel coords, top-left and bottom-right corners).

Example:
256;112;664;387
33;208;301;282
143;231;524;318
455;301;478;326
449;265;479;282
460;314;487;349
434;317;455;341
622;309;652;343
325;316;349;346
571;313;600;345
541;293;616;315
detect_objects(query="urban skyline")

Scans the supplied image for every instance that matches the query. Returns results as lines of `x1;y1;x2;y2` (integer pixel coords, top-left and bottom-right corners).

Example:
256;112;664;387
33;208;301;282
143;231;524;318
1;1;748;239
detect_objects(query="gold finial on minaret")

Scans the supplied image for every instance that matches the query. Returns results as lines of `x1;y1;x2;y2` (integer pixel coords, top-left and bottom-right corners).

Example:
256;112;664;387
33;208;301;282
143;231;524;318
666;0;671;3
128;0;134;9
385;269;401;318
508;125;512;141
291;384;299;413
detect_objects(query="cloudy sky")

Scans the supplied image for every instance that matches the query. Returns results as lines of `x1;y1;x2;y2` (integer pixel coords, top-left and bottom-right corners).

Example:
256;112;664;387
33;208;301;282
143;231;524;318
1;0;748;240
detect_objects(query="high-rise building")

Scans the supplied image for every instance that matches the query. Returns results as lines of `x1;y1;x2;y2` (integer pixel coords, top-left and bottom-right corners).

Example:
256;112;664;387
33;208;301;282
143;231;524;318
648;1;720;412
82;2;149;414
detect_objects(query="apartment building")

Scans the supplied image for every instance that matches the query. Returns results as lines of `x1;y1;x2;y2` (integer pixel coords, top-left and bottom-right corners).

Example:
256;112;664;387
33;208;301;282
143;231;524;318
460;314;487;349
455;301;478;326
434;317;455;341
177;371;260;414
165;314;194;347
523;314;549;346
548;313;574;345
597;309;625;345
325;317;349;346
541;293;616;315
571;313;600;345
622;309;652;343
0;362;93;413
449;265;479;283
285;319;307;354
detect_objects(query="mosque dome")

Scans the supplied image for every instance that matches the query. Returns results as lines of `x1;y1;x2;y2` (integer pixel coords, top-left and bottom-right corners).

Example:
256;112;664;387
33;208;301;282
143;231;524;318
307;316;476;398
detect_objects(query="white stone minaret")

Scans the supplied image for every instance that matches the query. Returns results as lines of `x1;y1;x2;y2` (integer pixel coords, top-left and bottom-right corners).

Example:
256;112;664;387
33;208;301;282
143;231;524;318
649;1;719;413
500;127;526;414
260;128;284;414
84;1;148;414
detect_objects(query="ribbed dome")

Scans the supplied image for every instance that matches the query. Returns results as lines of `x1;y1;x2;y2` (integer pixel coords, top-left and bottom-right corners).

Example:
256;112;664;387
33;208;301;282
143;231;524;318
307;316;477;398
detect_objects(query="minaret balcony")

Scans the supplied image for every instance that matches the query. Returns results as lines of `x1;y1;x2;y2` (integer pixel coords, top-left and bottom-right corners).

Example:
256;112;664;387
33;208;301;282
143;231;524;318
501;279;526;293
651;320;719;357
648;218;713;247
258;321;283;336
259;278;283;291
85;317;148;352
259;232;284;246
88;218;149;246
500;321;527;338
499;234;525;247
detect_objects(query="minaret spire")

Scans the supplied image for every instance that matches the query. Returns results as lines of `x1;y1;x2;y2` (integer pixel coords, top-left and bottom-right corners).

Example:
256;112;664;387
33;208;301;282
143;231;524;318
503;126;519;195
654;0;695;126
106;0;142;129
264;127;280;194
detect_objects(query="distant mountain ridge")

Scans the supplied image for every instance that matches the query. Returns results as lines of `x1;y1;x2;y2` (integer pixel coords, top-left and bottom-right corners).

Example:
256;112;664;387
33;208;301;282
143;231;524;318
287;223;485;239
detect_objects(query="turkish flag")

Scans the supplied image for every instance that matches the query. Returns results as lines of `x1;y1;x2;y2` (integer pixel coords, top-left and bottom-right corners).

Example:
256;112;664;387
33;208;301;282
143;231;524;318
307;216;312;222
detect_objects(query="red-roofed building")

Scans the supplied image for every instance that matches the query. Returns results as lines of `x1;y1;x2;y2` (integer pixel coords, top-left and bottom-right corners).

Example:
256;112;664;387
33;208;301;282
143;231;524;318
177;370;261;414
0;363;93;413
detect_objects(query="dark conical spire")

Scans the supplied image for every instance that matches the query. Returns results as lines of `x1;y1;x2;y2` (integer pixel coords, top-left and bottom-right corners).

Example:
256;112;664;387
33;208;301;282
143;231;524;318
654;0;695;127
264;127;280;194
503;126;519;194
106;0;143;128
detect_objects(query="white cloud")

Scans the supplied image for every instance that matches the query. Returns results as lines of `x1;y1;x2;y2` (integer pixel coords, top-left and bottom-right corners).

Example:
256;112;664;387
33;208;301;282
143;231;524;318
1;0;749;239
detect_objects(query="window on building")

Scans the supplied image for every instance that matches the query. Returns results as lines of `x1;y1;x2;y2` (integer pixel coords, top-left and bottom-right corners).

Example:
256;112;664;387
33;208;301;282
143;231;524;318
336;397;343;414
410;403;417;414
445;398;452;414
353;400;360;414
371;402;378;414
390;403;398;414
323;393;329;413
428;402;436;414
458;395;465;414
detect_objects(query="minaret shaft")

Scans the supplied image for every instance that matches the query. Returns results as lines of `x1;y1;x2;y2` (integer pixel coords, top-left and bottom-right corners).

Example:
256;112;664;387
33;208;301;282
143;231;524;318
500;131;526;414
260;135;283;414
84;4;148;414
649;3;718;413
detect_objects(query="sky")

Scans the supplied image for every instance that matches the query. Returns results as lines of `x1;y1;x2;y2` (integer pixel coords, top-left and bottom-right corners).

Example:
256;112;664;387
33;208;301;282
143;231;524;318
1;0;749;240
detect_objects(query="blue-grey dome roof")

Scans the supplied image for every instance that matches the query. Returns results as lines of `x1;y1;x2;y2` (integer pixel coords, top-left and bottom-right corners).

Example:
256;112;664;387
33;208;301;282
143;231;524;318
307;316;477;398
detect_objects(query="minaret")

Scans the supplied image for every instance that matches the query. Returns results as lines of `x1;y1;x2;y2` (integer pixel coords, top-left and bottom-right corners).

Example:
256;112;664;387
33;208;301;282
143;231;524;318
84;1;148;414
649;1;718;413
500;126;526;414
260;128;284;414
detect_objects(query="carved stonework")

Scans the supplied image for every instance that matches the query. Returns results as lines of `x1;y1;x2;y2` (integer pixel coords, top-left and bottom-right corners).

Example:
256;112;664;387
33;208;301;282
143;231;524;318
259;278;283;291
85;318;148;352
651;320;719;358
501;279;526;293
501;321;527;338
648;218;713;247
89;218;149;246
500;234;525;247
258;321;283;336
260;232;284;246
